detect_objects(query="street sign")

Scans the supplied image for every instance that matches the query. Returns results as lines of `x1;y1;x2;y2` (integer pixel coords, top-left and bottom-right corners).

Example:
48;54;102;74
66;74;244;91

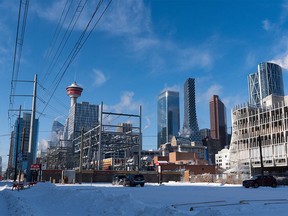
30;164;41;171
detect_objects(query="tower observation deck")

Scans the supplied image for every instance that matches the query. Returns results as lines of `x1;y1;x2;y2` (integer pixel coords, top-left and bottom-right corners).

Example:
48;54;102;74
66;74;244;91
66;82;83;107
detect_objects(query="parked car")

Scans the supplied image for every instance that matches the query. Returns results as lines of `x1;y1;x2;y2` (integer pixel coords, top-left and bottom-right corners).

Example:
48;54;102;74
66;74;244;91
242;175;277;188
112;174;127;185
123;174;145;187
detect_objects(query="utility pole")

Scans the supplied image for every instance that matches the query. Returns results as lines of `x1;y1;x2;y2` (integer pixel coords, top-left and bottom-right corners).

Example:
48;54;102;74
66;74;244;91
14;106;21;182
98;102;103;170
258;135;264;176
18;127;26;183
27;74;37;181
79;127;84;184
138;105;142;171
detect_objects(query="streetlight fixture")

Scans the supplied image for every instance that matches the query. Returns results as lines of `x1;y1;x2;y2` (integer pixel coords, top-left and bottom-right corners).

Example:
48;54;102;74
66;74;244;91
257;126;264;176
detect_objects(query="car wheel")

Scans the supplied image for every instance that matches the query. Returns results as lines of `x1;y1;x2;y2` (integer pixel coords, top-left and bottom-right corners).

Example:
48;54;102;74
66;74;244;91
253;183;259;188
244;185;249;188
141;183;144;187
271;183;277;188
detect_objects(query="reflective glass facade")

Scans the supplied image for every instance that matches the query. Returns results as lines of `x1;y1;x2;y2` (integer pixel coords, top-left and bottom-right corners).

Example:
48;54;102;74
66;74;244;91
248;62;284;107
157;91;180;148
66;102;99;146
11;112;39;168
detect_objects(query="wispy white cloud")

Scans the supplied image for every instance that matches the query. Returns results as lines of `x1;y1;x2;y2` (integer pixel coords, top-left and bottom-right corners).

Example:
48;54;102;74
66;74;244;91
38;139;49;152
31;1;66;23
93;69;107;87
262;19;272;31
99;0;152;36
32;0;216;73
143;115;151;131
198;84;223;104
161;84;181;94
271;54;288;70
245;51;257;69
110;91;141;113
177;48;213;70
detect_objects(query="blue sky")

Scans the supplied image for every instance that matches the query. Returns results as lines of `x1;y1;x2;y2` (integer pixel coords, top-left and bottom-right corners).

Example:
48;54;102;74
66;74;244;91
1;0;288;170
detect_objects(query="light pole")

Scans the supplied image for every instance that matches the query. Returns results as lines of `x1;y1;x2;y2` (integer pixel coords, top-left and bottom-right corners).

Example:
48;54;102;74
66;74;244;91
258;135;264;176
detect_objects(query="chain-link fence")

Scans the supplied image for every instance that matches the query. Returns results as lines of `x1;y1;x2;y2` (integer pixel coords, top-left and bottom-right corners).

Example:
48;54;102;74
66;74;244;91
189;173;250;184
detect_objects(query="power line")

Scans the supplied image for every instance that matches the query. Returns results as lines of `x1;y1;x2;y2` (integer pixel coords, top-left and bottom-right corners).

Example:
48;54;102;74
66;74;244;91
40;0;85;84
37;0;88;118
40;0;72;83
9;0;30;129
38;0;113;119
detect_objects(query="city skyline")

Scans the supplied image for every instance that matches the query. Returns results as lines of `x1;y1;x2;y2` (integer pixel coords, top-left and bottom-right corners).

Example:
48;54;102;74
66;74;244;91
1;1;288;171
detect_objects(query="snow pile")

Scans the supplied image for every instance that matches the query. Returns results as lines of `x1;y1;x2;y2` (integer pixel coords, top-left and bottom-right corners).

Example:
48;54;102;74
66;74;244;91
0;182;191;216
1;181;288;216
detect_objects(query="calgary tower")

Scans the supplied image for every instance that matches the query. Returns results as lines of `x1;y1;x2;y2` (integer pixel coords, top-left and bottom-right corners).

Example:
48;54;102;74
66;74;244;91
66;82;83;107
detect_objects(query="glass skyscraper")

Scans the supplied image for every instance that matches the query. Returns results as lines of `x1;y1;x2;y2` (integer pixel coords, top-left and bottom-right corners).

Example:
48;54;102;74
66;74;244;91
50;120;64;147
157;91;180;149
9;112;39;169
183;78;201;145
248;62;284;107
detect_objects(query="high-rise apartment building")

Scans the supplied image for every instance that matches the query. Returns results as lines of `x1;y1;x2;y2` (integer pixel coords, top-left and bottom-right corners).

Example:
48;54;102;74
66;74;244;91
157;90;180;148
209;95;227;148
8;112;39;171
248;62;284;107
65;102;99;146
50;120;64;147
183;78;201;145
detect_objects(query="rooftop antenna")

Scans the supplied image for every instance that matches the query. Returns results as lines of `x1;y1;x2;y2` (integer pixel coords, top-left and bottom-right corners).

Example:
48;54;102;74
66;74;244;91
74;71;77;82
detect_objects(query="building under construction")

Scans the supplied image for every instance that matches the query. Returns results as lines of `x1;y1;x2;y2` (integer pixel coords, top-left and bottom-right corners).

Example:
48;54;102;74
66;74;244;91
72;103;142;171
45;82;142;171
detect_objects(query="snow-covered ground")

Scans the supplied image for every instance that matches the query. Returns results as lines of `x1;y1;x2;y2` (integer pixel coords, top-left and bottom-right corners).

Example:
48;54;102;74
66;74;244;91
1;181;288;216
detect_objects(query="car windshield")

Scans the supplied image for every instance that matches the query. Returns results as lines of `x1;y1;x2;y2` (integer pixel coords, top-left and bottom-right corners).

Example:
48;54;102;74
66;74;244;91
250;176;259;180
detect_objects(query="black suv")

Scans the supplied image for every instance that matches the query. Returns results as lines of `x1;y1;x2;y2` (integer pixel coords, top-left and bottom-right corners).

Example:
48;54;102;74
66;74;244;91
242;175;277;188
112;174;127;185
123;174;145;187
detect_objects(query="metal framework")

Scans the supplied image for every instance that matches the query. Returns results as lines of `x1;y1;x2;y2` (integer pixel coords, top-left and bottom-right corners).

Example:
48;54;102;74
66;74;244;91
46;146;74;170
73;103;142;171
229;95;288;175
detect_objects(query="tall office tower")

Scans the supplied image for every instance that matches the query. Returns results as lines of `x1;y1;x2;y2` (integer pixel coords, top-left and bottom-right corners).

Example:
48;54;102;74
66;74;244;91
49;120;64;147
183;78;201;145
63;83;99;146
209;95;227;148
9;113;39;170
157;91;180;149
248;62;284;107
